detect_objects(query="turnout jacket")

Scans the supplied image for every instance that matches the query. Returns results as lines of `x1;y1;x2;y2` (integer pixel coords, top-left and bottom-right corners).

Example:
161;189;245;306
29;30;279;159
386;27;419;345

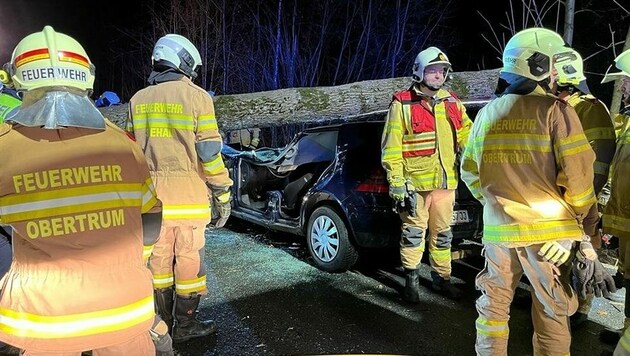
0;120;158;351
566;92;615;194
127;76;233;227
381;86;472;191
461;85;596;246
603;109;630;238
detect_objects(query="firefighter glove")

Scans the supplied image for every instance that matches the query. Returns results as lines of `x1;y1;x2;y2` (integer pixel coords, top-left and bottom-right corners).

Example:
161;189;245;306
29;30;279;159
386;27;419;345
405;181;417;217
538;239;573;266
389;177;406;201
250;137;260;149
572;241;616;299
212;189;231;228
150;316;174;356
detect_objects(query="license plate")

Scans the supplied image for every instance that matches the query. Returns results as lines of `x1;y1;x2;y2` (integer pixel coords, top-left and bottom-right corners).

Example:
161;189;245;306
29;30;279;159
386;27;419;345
451;210;470;225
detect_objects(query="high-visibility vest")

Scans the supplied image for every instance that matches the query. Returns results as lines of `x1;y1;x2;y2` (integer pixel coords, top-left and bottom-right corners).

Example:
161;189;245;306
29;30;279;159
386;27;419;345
0;92;21;123
381;87;472;191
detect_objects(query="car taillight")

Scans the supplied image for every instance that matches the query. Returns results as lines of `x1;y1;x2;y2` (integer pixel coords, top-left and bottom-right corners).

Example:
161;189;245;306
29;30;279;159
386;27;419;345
356;168;389;193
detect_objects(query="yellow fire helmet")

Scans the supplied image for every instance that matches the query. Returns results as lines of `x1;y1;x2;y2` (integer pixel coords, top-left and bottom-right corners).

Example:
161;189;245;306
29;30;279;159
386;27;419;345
554;48;590;93
501;27;568;82
10;25;95;92
554;48;586;86
602;48;630;84
412;46;451;82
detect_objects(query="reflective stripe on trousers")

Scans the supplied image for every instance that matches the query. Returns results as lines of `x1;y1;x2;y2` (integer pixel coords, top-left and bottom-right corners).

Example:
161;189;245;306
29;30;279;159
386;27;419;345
399;189;455;277
475;244;576;356
149;225;208;295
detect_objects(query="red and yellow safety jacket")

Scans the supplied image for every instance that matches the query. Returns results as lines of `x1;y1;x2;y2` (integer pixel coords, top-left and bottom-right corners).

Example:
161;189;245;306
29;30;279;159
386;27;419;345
461;86;596;246
566;93;615;193
603;110;630;238
381;86;472;190
127;76;233;227
0;120;158;352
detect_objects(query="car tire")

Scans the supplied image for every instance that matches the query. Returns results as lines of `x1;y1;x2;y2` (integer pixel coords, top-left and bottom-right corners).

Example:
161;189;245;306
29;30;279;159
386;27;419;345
306;206;358;273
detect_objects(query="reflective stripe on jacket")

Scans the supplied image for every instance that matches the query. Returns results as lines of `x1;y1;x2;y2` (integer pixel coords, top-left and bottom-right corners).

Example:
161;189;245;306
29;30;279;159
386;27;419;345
0;120;158;351
381;86;472;190
461;86;596;246
0;92;21;123
603;112;630;238
566;93;615;193
127;77;233;226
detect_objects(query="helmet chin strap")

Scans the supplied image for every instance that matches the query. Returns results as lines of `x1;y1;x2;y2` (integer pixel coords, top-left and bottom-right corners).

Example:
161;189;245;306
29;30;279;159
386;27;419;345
420;81;442;92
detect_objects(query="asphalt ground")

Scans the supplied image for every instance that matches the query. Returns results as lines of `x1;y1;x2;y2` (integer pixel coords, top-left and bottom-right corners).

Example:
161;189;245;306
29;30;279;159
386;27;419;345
170;221;625;356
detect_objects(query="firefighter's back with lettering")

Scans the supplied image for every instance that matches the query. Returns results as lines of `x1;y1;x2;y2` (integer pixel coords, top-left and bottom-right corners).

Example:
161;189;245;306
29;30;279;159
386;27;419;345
0;26;158;354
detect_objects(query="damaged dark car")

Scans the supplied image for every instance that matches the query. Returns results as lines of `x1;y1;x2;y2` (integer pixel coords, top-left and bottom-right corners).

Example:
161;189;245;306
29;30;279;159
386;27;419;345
223;106;485;273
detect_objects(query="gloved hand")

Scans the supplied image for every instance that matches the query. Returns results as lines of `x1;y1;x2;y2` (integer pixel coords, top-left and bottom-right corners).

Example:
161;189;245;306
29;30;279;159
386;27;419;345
572;240;617;299
405;180;417;217
538;239;573;266
250;137;260;149
389;177;406;201
150;316;174;356
211;189;231;228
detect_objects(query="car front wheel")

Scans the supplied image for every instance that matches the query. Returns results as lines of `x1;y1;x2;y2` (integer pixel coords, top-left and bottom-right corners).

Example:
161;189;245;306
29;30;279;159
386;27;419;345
306;206;358;272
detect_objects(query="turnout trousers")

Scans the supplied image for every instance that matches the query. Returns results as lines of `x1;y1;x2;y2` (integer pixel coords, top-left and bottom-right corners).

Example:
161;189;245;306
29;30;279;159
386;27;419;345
399;189;455;278
475;244;577;356
149;225;208;296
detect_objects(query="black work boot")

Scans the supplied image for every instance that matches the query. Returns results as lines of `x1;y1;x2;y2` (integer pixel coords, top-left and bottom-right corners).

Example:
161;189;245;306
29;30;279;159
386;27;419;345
431;271;462;300
570;312;589;330
402;268;421;303
154;288;175;334
172;294;217;343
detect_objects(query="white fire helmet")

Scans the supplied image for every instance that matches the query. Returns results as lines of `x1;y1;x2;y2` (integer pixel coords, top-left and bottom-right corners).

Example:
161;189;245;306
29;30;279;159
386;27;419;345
412;47;451;82
152;34;202;79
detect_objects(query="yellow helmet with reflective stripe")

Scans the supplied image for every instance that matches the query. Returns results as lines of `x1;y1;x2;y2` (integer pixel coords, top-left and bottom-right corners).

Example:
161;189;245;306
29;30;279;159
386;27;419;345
602;49;630;84
10;26;95;92
501;27;568;81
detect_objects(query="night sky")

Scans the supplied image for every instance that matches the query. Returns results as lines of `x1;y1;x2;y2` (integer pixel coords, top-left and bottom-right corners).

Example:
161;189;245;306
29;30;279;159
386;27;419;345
1;0;628;103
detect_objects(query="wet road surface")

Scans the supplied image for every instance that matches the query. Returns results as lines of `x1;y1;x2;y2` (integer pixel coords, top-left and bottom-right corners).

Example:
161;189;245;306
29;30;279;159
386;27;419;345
171;221;624;356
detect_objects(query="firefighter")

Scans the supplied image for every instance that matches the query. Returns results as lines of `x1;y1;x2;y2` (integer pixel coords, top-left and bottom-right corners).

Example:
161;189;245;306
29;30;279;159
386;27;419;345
551;48;617;327
127;34;233;342
0;65;19;281
461;27;615;355
381;46;472;302
600;49;630;349
0;26;162;354
0;67;21;123
227;127;261;149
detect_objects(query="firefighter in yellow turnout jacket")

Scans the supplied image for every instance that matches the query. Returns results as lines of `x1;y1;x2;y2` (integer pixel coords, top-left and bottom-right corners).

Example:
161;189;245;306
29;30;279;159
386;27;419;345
0;26;161;355
462;28;615;355
597;49;630;354
551;48;616;327
381;47;472;302
127;34;233;343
